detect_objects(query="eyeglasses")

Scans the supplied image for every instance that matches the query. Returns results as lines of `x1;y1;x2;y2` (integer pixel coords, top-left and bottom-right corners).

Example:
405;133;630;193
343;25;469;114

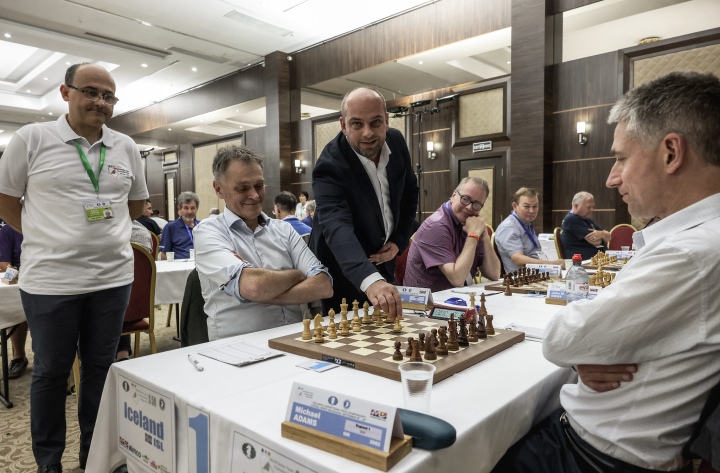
66;85;119;105
456;191;484;211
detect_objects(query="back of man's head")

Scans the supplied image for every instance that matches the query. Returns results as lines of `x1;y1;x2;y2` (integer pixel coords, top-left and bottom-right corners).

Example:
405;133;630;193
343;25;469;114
274;191;297;216
305;200;317;214
608;71;720;167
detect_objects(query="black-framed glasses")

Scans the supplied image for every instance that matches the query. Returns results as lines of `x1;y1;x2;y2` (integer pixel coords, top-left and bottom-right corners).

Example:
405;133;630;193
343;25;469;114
66;85;119;105
456;191;484;211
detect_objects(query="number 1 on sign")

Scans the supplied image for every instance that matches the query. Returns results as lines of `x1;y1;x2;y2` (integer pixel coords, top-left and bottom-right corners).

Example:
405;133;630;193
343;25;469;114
188;406;210;473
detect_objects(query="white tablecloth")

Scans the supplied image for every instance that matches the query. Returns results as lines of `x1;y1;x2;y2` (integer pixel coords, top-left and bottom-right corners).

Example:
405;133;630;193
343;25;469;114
154;261;196;305
0;275;25;330
87;286;576;473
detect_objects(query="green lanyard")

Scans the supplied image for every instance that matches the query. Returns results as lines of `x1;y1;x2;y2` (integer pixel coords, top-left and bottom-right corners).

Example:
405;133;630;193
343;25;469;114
74;141;105;194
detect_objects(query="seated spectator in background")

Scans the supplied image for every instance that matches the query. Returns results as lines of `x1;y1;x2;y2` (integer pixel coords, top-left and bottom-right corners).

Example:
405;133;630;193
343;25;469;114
160;191;199;260
0;224;29;379
404;177;500;291
136;199;161;236
116;222;154;361
295;191;309;219
209;207;220;216
195;145;332;340
301;200;316;228
495;187;564;273
275;191;311;238
151;209;168;230
560;191;610;260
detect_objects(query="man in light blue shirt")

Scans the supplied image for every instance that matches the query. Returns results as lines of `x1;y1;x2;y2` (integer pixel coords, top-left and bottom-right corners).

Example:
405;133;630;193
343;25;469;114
495;187;564;274
194;145;333;340
274;191;311;238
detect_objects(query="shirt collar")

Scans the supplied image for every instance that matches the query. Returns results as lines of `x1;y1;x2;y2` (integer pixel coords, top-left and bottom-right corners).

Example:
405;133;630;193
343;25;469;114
634;193;720;250
56;113;113;147
223;207;269;231
348;139;391;170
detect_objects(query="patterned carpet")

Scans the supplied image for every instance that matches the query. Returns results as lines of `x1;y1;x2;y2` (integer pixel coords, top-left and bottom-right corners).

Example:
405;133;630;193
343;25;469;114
0;306;181;472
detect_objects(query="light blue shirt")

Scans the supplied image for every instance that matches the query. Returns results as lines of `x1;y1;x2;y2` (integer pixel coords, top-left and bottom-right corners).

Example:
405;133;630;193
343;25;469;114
494;212;542;273
194;207;331;340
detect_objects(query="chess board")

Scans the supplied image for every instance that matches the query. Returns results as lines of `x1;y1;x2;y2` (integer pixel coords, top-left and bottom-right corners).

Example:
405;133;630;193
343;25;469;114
583;261;627;270
484;278;561;295
268;315;524;384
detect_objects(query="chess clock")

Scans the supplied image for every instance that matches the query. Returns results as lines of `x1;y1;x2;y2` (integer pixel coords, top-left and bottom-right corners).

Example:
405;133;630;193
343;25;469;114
429;303;475;323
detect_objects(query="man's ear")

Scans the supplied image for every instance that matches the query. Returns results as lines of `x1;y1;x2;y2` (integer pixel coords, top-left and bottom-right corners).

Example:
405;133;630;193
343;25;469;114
212;180;223;198
662;133;686;175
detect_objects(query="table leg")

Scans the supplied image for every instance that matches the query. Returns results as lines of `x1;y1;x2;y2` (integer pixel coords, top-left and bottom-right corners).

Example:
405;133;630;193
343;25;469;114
0;328;14;408
173;303;181;342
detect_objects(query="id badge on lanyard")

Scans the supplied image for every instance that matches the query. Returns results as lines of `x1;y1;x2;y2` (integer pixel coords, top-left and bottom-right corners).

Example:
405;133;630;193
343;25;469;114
75;141;113;222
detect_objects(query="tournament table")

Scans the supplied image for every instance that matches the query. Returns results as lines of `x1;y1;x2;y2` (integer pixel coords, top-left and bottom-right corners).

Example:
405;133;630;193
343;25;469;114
87;282;576;473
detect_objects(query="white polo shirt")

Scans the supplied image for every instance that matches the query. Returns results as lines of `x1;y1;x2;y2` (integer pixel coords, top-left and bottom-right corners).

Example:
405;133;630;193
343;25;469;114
0;114;149;295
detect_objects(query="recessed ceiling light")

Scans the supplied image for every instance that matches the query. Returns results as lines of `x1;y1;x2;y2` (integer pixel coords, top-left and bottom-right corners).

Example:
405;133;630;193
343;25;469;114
506;61;511;64
191;67;197;72
235;110;239;112
43;77;48;80
26;89;31;93
199;119;204;122
168;128;172;131
141;63;148;68
48;112;53;115
239;126;243;128
66;61;71;65
4;33;11;38
418;61;423;65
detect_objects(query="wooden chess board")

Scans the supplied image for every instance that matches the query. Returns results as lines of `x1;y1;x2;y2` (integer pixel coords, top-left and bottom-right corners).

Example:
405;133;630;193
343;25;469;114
485;278;561;294
268;315;524;384
583;261;627;270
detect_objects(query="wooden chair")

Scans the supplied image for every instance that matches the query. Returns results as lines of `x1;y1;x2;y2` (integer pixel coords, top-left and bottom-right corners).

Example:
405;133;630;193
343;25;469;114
491;233;504;276
609;224;636;251
150;232;160;260
553;227;565;260
122;243;157;357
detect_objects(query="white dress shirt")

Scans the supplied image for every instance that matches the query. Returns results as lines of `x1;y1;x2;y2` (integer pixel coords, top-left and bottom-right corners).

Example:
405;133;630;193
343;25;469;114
543;193;720;470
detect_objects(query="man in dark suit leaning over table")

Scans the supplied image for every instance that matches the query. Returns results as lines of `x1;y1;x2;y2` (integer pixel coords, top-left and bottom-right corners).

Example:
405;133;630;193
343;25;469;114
194;145;333;341
492;72;720;473
0;62;148;472
309;87;419;320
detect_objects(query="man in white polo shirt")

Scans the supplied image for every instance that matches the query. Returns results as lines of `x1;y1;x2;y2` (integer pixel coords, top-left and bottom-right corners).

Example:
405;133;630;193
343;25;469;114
0;63;148;473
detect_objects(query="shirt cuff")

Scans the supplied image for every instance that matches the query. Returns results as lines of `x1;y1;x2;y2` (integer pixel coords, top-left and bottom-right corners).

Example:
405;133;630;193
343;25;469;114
222;261;255;301
307;264;333;286
360;272;385;293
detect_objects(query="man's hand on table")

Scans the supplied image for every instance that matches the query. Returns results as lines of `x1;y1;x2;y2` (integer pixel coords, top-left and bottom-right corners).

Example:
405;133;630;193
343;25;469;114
366;280;403;321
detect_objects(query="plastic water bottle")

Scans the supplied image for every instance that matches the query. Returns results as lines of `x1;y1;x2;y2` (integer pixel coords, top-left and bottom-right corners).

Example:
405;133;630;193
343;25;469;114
565;254;589;303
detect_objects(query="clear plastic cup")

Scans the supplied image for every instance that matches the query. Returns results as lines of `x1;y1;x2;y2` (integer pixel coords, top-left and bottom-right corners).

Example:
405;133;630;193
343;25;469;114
398;362;436;413
166;252;175;262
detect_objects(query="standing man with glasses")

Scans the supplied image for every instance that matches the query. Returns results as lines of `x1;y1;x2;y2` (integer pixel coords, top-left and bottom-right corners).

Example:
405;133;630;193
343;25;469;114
0;63;148;473
404;177;500;292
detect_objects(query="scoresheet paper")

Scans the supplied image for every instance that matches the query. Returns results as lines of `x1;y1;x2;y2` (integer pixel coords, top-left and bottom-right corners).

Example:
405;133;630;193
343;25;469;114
197;341;284;366
285;382;404;452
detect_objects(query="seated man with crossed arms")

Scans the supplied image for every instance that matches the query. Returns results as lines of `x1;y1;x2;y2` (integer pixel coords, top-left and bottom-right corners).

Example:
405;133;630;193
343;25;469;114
194;145;333;340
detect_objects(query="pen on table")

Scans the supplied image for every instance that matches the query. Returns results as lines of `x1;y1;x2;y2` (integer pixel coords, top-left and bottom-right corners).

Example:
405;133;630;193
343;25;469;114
187;354;204;371
451;290;503;297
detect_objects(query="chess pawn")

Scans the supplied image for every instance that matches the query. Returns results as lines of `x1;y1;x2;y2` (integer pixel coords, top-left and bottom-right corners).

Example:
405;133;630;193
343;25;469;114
362;301;373;324
301;319;312;340
393;341;404;361
467;315;478;343
405;337;414;357
393;317;402;333
314;324;325;343
486;313;495;335
340;319;350;336
418;332;426;352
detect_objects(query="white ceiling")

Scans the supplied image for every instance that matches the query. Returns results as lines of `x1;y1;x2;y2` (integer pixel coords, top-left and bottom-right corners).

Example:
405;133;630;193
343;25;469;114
0;0;718;150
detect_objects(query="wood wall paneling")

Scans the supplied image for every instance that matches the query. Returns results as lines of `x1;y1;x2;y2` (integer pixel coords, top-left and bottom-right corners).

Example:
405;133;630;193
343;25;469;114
551;158;616;228
554;0;603;13
264;52;292;204
510;0;556;229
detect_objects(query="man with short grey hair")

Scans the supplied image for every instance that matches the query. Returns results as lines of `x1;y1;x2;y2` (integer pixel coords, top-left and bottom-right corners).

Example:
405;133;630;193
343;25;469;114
560;191;609;260
404;177;500;291
160;190;200;259
194;145;332;340
302;200;316;228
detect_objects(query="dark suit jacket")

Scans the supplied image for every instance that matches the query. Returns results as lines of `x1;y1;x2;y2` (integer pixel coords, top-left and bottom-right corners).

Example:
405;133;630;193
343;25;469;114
310;128;419;314
560;212;607;260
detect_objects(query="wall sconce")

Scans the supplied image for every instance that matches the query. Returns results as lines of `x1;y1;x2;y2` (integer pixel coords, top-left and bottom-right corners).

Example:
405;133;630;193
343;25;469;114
577;121;588;145
294;159;304;174
426;141;436;160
